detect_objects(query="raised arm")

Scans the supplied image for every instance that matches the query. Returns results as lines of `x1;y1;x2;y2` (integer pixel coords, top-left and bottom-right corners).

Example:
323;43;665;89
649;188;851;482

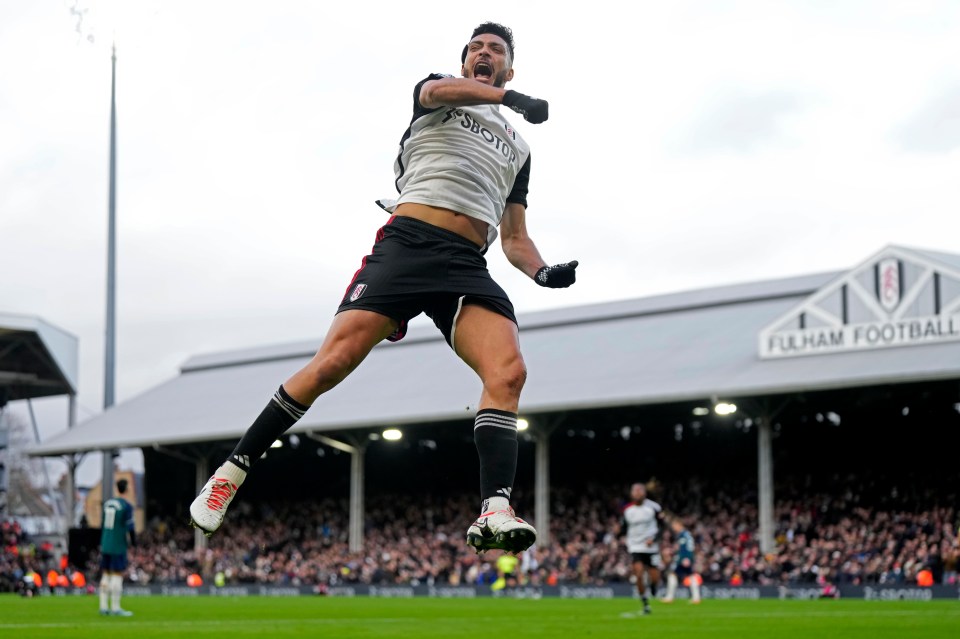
419;77;506;109
418;77;549;124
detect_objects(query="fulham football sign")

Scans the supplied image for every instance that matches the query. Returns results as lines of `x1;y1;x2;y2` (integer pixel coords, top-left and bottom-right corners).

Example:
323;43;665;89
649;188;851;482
759;247;960;359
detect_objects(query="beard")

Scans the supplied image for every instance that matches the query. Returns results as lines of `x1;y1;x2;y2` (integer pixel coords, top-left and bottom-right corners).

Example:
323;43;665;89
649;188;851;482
492;68;510;88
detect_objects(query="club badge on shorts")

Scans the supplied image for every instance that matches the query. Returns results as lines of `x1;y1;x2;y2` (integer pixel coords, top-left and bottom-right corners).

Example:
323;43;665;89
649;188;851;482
350;284;367;302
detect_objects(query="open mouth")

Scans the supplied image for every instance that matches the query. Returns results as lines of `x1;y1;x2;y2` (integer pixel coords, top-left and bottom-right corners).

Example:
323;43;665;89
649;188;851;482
474;61;494;81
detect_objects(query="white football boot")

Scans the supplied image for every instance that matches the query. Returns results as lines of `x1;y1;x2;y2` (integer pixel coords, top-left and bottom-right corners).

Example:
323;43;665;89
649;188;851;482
189;475;239;537
466;507;537;554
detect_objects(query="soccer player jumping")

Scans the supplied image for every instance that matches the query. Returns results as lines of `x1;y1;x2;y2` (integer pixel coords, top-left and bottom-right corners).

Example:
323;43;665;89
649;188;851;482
190;22;578;555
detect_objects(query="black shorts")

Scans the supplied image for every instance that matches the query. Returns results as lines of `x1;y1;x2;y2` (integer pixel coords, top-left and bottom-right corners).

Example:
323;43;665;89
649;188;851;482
100;553;128;572
337;216;516;346
672;562;693;580
631;552;663;569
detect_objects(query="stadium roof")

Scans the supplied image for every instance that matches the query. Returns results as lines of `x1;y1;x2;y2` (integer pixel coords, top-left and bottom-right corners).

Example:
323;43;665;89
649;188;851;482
0;313;79;402
30;245;960;456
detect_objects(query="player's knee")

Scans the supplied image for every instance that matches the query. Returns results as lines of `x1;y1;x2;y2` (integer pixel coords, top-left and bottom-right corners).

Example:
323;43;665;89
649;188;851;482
509;361;528;395
304;351;358;392
485;358;527;400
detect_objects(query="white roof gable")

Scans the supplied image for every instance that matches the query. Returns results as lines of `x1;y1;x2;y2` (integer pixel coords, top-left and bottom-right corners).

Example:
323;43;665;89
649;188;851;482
759;245;960;358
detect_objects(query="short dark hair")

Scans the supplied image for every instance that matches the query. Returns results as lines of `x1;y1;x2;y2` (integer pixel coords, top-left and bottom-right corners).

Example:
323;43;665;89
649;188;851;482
116;478;128;494
461;22;515;64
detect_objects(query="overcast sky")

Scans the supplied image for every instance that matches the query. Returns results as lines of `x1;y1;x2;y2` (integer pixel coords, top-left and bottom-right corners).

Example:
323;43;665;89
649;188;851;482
2;1;959;484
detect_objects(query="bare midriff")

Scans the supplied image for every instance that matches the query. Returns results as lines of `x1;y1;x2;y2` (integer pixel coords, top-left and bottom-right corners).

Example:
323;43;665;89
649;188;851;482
393;202;488;248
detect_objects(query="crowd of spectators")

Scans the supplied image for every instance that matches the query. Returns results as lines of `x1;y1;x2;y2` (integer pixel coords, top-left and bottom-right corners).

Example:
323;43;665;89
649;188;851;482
663;482;959;587
1;519;56;593
120;476;960;588
4;476;958;590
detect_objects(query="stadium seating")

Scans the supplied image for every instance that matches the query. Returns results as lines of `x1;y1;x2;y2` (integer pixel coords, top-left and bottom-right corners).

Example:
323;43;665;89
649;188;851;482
3;477;957;590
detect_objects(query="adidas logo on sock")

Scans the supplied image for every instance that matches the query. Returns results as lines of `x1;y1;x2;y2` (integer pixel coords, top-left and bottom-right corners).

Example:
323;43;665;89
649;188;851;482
497;487;512;499
233;454;250;467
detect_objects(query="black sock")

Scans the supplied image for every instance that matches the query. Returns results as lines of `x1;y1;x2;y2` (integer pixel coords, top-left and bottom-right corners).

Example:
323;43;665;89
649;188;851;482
474;409;518;508
228;385;308;471
650;582;658;597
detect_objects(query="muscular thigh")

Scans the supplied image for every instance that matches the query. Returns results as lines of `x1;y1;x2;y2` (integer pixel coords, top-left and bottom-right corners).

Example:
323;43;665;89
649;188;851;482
284;309;398;402
319;309;399;355
452;303;523;377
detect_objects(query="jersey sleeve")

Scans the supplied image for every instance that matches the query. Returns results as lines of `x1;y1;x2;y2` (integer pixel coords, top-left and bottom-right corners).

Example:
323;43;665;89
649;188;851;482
506;154;531;208
125;500;136;545
413;73;453;120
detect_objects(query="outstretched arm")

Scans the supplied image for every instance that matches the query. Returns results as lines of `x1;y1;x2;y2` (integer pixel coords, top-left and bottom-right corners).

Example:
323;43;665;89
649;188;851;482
500;203;578;287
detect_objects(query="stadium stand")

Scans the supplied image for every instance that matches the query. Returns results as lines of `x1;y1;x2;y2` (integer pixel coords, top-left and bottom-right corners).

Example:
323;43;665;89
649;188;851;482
12;247;960;597
35;476;951;589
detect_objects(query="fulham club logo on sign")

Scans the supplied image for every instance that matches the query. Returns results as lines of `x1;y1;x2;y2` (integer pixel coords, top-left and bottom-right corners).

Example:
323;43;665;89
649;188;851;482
877;258;900;312
350;284;367;302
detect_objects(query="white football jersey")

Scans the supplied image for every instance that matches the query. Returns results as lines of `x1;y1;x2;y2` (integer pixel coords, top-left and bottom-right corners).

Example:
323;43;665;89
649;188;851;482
623;499;662;553
378;73;532;248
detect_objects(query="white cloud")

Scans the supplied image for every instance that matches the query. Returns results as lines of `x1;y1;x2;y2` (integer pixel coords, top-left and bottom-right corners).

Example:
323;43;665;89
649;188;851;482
895;85;960;153
679;90;806;153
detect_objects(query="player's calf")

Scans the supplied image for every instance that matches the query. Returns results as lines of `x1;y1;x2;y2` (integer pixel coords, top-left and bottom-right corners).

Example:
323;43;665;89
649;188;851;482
467;408;534;553
189;385;309;535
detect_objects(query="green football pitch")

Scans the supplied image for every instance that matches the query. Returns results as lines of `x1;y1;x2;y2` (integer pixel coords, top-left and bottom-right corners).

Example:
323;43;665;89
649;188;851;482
1;595;957;638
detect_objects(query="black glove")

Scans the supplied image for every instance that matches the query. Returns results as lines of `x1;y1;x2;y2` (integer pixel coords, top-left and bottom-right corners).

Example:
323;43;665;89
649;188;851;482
502;90;549;124
535;261;578;288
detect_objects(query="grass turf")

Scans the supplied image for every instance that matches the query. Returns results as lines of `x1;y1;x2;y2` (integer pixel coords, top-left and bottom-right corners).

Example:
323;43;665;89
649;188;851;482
1;595;957;638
